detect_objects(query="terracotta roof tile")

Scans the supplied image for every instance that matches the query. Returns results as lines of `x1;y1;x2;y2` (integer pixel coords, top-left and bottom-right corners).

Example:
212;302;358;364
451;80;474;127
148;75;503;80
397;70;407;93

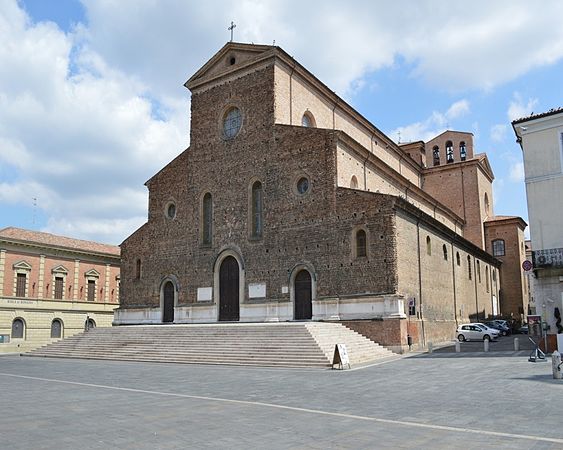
0;227;120;256
512;107;563;124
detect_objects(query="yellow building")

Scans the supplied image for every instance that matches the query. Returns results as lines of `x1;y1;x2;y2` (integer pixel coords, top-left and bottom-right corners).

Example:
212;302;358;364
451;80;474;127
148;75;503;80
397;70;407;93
0;227;120;353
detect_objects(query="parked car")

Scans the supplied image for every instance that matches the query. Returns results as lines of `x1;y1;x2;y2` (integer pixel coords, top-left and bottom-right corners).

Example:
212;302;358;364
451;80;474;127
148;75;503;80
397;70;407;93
457;323;500;341
485;321;510;336
517;323;529;334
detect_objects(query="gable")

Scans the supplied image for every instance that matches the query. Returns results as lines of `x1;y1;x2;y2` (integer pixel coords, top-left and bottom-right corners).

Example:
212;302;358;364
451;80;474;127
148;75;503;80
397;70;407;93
185;42;274;90
84;269;100;278
51;265;69;274
13;260;32;271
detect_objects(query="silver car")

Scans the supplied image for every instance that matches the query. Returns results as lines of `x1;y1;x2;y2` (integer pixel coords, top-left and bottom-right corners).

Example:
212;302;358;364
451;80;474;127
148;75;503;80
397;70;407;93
457;323;500;341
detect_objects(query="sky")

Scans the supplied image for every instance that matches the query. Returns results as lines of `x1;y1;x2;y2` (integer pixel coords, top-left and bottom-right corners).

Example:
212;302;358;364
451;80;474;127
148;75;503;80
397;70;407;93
1;0;563;245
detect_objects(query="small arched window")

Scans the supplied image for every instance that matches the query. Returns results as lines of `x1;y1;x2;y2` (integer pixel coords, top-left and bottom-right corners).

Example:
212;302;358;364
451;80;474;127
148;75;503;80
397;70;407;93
456;252;460;266
350;176;359;189
51;319;63;339
485;266;490;292
460;142;467;160
11;318;24;339
202;193;213;245
443;244;448;261
492;239;505;257
135;259;141;280
432;146;440;166
85;318;96;330
467;256;472;280
484;193;490;216
356;229;367;257
426;236;431;256
446;141;454;163
302;112;316;128
251;181;263;238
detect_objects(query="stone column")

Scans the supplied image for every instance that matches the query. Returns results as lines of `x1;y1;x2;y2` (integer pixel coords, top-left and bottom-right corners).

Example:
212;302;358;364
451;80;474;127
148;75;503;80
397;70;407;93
73;260;80;300
0;249;6;296
104;264;110;303
38;254;45;299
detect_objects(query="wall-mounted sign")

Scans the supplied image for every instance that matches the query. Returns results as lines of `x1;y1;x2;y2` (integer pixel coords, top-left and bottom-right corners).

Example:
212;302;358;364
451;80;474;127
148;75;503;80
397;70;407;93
522;260;533;271
533;248;563;268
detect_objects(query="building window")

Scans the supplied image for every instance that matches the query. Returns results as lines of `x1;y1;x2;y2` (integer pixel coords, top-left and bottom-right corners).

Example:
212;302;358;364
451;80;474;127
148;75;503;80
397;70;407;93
408;299;416;316
484;193;490;216
350;176;358;189
477;260;481;283
223;107;242;139
467;256;472;280
446;141;454;163
251;181;263;238
16;273;26;297
460;142;467;161
87;279;96;301
202;192;213;245
456;252;460;266
135;259;142;280
486;266;490;292
166;202;176;219
433;146;440;166
85;318;96;330
356;229;367;257
51;319;63;339
11;318;24;339
54;276;64;299
443;244;448;261
296;177;310;195
302;112;316;128
492;239;505;257
426;236;431;256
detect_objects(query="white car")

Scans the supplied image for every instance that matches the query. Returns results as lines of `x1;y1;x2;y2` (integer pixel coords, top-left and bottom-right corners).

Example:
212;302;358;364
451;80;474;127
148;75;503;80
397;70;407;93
457;323;500;341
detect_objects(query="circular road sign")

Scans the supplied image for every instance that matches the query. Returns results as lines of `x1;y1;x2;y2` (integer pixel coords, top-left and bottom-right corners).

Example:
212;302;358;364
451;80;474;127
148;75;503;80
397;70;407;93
522;260;533;271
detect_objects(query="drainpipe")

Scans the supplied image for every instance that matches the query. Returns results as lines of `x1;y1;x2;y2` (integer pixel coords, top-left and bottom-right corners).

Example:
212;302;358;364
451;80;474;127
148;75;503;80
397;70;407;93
473;257;479;321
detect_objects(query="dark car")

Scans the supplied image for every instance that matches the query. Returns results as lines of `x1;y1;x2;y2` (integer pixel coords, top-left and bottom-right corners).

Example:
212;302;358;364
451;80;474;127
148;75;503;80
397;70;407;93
485;321;509;336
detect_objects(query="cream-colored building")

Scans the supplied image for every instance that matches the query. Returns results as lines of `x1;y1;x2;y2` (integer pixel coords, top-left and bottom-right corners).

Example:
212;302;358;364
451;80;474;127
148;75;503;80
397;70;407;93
0;227;120;353
513;107;563;350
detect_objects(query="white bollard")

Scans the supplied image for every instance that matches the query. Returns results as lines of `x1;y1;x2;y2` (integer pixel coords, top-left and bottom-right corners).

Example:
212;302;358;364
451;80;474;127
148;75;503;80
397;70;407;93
552;351;562;380
428;342;433;353
484;339;489;352
455;341;461;353
514;337;519;351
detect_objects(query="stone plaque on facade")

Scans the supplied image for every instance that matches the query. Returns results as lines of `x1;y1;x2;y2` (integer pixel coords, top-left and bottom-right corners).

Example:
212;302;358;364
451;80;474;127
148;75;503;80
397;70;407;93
197;287;213;301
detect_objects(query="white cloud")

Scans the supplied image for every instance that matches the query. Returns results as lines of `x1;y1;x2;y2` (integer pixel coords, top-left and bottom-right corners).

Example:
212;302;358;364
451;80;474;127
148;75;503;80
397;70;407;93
389;99;470;143
508;93;539;121
490;124;507;142
509;162;525;182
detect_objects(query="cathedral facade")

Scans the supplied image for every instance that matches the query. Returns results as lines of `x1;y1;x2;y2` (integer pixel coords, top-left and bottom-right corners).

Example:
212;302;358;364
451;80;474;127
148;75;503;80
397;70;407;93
118;43;525;351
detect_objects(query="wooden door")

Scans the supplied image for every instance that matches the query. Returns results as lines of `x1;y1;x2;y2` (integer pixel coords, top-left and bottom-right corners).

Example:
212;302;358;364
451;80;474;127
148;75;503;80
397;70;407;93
219;256;239;321
294;270;312;320
163;281;175;323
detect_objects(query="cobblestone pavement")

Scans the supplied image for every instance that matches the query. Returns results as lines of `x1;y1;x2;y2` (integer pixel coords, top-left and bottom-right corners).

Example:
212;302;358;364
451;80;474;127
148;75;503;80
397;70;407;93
1;353;562;449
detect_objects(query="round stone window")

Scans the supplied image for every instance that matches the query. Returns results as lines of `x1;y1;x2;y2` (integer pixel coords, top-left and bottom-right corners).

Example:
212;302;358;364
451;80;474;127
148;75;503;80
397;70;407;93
296;177;310;195
166;203;176;219
223;107;242;139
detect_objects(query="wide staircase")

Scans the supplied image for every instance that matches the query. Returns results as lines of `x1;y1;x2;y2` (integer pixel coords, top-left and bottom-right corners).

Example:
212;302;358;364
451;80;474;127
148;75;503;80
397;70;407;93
25;322;397;369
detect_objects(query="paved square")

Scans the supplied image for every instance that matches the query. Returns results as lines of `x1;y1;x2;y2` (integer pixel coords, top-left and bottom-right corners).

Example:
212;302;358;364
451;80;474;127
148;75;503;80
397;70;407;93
1;353;562;449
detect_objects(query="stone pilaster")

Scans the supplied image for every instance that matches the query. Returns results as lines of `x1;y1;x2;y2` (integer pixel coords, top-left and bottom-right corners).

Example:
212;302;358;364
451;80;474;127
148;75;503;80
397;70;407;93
0;249;5;296
73;260;80;300
38;254;45;299
104;264;110;303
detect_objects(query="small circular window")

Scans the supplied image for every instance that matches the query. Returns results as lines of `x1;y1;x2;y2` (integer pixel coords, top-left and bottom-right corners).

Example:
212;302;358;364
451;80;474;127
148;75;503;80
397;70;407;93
223;107;242;139
166;203;176;219
296;177;310;195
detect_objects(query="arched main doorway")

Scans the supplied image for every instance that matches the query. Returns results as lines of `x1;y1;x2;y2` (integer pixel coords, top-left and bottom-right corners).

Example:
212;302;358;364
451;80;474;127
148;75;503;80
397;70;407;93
294;270;312;320
219;256;240;321
162;281;175;323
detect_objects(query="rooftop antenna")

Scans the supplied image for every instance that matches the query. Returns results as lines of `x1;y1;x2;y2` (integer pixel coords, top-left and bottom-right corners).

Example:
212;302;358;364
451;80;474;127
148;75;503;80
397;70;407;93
397;130;401;144
273;39;276;46
228;21;236;42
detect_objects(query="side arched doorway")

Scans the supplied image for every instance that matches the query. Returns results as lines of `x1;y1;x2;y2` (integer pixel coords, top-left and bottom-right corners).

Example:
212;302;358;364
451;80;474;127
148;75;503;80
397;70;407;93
294;270;312;320
162;281;175;323
219;256;240;321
